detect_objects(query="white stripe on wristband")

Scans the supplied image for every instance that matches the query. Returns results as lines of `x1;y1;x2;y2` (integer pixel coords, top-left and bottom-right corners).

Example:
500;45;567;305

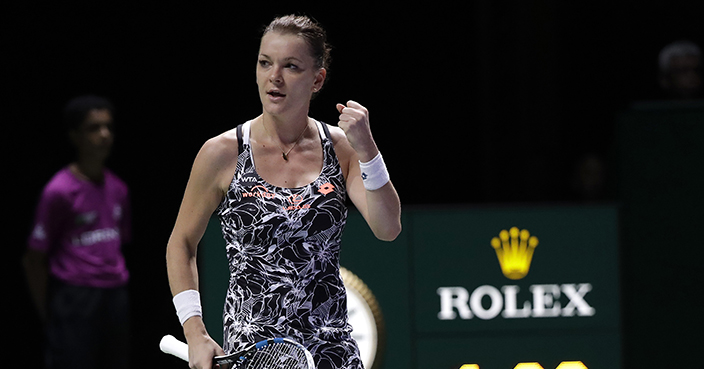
172;289;202;325
359;152;390;191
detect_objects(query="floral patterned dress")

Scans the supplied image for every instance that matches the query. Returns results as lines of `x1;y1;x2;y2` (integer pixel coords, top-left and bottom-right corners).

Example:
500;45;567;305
217;120;363;369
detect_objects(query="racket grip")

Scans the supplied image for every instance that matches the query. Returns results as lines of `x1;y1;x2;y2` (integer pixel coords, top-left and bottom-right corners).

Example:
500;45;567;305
160;334;189;362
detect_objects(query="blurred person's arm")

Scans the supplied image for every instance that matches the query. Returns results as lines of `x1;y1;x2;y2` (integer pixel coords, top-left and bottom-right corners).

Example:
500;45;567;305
23;249;49;321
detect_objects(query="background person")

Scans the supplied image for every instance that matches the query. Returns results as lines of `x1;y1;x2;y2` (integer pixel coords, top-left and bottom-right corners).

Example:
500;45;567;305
23;95;132;369
658;40;702;99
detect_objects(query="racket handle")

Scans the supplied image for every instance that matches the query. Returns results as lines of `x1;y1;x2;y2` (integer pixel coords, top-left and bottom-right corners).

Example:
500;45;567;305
160;334;189;362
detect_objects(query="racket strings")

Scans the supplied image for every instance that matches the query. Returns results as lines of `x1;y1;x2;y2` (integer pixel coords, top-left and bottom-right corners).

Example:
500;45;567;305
247;342;309;369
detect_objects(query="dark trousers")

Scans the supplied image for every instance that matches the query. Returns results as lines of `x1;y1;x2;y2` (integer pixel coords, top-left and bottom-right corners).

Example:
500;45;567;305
46;278;130;369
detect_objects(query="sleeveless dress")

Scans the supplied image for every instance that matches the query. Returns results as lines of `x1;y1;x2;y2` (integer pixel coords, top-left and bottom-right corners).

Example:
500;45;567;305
217;120;364;369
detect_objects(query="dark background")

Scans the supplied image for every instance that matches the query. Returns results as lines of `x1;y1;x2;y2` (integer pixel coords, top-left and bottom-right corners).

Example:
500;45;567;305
5;2;703;368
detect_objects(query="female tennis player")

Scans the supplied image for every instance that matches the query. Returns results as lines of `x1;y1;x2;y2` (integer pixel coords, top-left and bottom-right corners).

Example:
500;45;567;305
166;14;401;369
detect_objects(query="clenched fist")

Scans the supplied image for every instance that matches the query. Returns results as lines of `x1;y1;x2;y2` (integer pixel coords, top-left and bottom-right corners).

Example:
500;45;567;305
336;100;379;162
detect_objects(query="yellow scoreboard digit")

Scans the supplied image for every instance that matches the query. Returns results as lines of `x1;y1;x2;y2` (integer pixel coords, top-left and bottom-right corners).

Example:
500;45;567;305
555;362;588;369
514;364;544;369
460;362;587;369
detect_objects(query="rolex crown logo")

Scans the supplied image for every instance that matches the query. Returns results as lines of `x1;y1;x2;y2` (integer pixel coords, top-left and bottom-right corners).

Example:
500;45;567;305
491;227;539;280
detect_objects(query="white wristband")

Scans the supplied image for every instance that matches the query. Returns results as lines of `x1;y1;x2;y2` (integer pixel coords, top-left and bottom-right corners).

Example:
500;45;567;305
359;152;390;191
172;289;202;325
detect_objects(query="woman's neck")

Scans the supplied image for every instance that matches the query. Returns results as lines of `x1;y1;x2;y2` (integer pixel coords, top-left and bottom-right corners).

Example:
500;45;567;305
261;111;312;144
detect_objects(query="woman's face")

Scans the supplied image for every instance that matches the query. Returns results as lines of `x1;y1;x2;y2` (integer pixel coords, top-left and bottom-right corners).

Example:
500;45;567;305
256;32;326;118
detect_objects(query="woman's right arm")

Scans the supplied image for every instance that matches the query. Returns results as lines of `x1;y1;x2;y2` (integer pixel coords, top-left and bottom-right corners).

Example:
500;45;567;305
166;134;237;369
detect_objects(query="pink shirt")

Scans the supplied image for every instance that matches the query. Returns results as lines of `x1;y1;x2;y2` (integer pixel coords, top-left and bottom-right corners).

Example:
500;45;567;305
28;167;131;287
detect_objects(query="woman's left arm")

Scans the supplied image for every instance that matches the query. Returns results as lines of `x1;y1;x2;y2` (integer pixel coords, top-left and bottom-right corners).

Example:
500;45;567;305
337;101;402;241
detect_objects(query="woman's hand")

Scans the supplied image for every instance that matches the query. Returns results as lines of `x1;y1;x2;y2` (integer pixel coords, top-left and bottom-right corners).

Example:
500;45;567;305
336;100;402;241
336;100;379;162
184;318;226;369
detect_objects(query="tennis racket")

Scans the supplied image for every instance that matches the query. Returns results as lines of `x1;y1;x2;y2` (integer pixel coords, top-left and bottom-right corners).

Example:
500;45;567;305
160;334;315;369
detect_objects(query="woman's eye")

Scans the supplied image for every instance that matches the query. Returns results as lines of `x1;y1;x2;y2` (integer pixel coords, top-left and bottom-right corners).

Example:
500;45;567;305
258;60;270;67
286;63;298;70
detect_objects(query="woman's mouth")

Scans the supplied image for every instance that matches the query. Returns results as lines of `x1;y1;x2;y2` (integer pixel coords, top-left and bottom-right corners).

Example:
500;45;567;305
267;90;286;100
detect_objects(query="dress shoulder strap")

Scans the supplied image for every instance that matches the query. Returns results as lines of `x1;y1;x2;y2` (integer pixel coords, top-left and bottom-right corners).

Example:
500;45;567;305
236;120;255;155
316;120;331;141
236;123;244;155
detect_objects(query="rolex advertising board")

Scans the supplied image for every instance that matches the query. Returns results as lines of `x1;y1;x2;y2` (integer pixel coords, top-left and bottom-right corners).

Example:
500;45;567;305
410;206;621;368
200;205;621;369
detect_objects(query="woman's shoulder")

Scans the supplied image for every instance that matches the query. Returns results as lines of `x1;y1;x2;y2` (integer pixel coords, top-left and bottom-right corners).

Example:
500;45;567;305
187;127;242;193
322;122;356;167
194;127;240;169
323;123;348;146
205;126;240;153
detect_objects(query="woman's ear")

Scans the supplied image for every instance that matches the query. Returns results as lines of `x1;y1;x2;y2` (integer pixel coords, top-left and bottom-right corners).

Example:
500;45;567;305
313;67;327;92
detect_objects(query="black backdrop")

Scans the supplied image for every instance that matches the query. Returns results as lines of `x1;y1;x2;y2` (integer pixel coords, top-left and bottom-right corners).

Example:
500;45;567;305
5;2;703;367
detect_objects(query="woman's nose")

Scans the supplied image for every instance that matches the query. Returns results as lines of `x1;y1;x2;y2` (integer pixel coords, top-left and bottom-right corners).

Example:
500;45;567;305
269;67;283;84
